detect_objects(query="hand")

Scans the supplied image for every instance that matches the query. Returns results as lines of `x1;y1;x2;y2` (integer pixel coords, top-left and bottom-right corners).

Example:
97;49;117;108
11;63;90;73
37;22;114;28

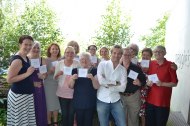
49;66;55;73
171;63;178;70
72;74;78;80
133;79;141;86
156;81;162;86
146;80;153;87
141;67;149;73
87;74;94;80
26;66;35;76
37;73;46;79
34;82;42;88
57;71;63;76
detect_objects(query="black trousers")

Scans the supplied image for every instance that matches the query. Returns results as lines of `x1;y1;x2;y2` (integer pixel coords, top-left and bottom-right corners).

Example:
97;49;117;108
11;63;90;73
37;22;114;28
75;108;95;126
145;103;170;126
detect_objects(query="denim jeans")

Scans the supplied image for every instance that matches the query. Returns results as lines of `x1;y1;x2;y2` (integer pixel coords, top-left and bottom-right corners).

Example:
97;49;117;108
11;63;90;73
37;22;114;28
59;97;75;126
97;99;126;126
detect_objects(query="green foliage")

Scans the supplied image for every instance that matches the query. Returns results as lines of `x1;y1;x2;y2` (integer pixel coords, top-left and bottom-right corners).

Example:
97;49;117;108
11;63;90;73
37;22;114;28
140;13;169;48
93;0;132;48
0;0;64;68
0;108;6;126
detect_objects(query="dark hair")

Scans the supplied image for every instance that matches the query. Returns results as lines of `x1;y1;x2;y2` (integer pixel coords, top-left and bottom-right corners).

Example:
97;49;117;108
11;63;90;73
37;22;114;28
19;35;34;44
67;40;80;54
111;45;123;54
47;43;61;58
142;47;153;57
88;45;97;50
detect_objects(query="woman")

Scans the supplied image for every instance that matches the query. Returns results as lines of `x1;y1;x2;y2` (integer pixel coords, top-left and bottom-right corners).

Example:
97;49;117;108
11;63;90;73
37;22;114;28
44;43;61;126
145;45;178;126
6;35;36;125
54;46;80;126
28;42;47;126
88;45;100;67
99;46;110;61
67;40;80;61
69;52;100;126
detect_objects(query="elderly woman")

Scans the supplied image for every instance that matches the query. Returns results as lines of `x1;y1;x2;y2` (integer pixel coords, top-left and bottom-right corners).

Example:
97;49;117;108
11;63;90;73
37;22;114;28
54;46;80;126
28;41;47;126
69;52;100;126
145;45;178;126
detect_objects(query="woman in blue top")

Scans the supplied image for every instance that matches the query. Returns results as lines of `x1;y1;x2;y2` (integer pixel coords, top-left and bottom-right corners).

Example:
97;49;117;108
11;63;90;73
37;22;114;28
6;35;36;125
69;52;100;126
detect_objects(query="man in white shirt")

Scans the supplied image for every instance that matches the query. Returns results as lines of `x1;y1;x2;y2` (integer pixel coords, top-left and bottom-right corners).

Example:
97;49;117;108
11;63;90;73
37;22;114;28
97;45;127;126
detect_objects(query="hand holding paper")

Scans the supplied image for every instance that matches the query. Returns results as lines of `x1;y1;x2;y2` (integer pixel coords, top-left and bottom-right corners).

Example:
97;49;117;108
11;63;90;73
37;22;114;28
148;74;159;83
30;59;40;68
141;60;150;68
39;65;47;74
63;66;72;75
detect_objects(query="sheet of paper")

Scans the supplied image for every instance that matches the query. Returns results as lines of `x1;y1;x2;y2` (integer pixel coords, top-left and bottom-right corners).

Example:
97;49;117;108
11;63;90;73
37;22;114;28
128;70;139;80
30;59;40;68
141;60;150;68
90;56;98;63
148;74;159;83
39;65;47;74
52;61;58;67
78;68;88;78
63;66;72;75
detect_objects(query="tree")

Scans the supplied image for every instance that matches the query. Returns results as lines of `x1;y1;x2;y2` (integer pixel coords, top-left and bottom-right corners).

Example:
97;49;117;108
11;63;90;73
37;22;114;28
93;0;132;49
140;13;169;48
0;0;64;68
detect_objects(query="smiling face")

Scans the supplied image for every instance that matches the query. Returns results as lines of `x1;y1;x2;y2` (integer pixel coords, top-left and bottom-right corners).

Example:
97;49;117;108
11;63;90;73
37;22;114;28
122;48;132;63
100;47;109;59
79;53;91;68
50;45;60;58
88;45;97;56
142;51;152;60
19;39;33;55
64;46;75;61
153;46;166;61
111;46;123;63
30;43;40;57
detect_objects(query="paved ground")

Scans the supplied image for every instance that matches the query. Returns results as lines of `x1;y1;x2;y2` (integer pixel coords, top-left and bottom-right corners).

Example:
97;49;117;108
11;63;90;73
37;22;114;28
167;111;189;126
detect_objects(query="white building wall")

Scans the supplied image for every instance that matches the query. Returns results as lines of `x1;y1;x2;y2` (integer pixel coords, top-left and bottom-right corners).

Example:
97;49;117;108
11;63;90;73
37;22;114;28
165;0;190;122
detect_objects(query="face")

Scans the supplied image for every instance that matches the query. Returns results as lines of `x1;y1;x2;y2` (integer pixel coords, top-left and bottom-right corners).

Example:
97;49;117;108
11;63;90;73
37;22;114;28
111;48;122;63
64;48;75;60
71;44;78;54
80;56;91;68
31;44;40;56
142;51;152;60
88;46;96;56
19;39;33;55
50;45;60;57
100;48;109;58
129;46;137;57
122;49;132;63
153;49;165;60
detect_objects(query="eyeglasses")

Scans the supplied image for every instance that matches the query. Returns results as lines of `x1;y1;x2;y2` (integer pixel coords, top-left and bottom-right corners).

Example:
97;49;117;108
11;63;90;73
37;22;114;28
153;50;164;54
89;48;96;51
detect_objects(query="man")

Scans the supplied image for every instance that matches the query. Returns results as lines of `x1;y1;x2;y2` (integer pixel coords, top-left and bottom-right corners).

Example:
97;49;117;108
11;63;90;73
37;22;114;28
120;47;146;126
128;43;139;65
146;45;178;126
97;45;127;126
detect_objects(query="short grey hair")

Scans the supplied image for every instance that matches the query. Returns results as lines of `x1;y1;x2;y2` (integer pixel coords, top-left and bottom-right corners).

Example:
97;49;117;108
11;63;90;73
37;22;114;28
154;45;166;54
128;43;139;56
79;52;91;60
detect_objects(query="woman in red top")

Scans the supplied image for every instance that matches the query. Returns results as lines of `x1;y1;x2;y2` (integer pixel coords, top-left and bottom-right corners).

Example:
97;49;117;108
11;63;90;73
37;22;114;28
145;45;178;126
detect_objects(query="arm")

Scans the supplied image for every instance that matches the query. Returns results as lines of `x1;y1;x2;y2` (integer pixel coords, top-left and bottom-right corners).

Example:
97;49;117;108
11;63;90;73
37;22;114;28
109;67;127;92
156;81;177;87
68;74;78;89
97;62;116;86
7;59;35;84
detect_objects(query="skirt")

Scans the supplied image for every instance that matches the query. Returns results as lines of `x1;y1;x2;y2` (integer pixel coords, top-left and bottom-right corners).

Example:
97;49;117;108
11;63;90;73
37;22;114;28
7;89;36;126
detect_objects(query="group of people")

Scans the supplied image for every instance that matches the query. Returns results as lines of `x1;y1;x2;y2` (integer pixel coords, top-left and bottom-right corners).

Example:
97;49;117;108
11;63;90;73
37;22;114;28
6;35;178;126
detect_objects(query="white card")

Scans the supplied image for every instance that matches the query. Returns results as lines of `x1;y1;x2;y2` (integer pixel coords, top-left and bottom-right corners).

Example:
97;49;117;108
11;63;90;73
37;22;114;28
30;59;40;68
74;57;79;62
52;61;58;67
141;60;150;68
128;70;139;80
90;56;97;63
148;74;159;83
39;65;47;74
63;66;72;75
78;68;88;78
